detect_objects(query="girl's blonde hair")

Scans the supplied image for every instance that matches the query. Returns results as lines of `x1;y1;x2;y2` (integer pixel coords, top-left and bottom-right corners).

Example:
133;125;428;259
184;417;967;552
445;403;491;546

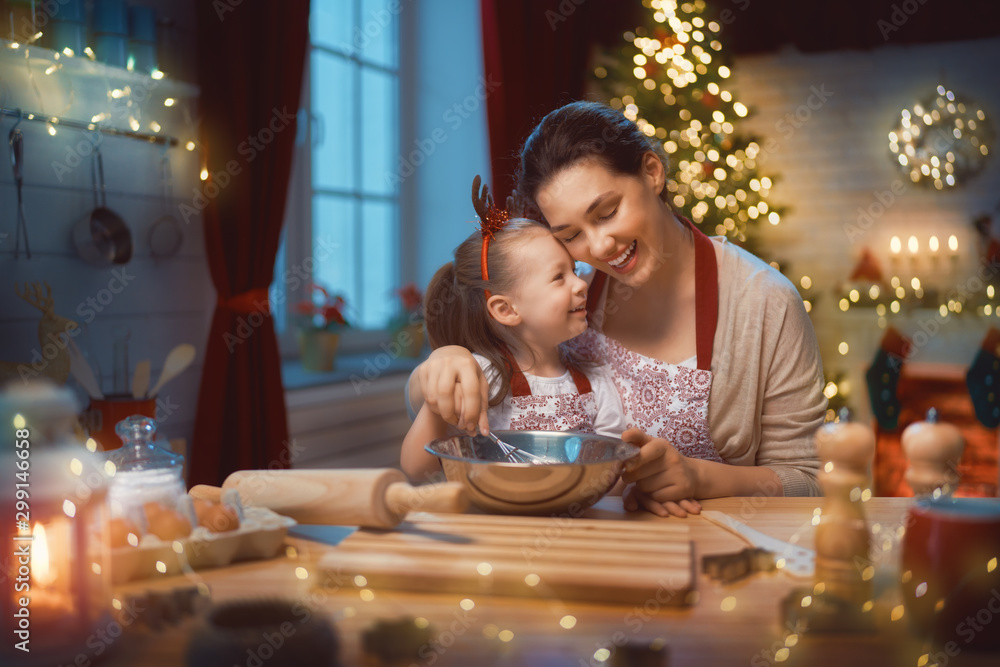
424;219;588;406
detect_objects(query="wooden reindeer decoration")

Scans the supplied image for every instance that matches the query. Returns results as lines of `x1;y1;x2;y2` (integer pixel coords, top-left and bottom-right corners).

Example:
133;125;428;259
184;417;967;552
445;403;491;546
0;282;79;386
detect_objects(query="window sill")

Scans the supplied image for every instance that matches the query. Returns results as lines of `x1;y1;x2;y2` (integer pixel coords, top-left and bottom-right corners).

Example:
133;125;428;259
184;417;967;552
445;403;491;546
281;350;426;391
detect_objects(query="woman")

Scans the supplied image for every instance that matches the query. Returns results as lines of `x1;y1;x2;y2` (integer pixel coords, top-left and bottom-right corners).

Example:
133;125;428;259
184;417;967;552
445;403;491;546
410;101;826;517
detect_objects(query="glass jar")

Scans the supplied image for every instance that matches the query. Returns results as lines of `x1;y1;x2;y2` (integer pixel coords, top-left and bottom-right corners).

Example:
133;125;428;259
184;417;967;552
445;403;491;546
106;415;185;521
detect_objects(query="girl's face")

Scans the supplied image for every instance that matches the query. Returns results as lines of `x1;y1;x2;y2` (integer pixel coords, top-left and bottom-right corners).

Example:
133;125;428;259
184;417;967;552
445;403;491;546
504;231;589;350
535;153;670;288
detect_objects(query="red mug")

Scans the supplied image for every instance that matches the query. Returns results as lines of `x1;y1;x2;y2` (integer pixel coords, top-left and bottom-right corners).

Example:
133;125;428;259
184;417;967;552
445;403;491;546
900;496;1000;651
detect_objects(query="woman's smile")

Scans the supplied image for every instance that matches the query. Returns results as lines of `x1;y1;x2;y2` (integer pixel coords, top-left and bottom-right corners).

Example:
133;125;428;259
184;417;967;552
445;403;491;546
604;240;638;273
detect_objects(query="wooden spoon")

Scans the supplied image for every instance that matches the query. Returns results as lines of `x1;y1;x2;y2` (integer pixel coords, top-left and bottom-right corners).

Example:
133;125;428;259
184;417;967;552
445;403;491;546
148;344;195;397
132;359;151;398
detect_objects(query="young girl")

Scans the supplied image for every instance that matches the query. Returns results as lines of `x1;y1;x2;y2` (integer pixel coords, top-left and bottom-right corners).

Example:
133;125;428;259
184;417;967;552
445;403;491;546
400;181;626;481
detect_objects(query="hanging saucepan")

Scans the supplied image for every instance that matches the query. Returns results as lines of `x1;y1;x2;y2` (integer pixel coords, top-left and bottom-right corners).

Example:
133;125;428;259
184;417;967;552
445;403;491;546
73;143;133;265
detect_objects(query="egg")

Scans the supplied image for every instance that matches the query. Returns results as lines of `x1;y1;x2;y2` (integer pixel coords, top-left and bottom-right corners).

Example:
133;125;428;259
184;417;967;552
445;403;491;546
108;517;140;548
193;498;240;533
143;501;192;541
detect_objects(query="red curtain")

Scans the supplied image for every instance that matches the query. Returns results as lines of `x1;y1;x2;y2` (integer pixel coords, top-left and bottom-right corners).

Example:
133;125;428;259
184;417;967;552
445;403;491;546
189;2;310;486
480;0;641;203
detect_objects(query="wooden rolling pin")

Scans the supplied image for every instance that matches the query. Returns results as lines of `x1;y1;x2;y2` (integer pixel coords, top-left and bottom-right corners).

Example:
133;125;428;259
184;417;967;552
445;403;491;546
189;468;467;528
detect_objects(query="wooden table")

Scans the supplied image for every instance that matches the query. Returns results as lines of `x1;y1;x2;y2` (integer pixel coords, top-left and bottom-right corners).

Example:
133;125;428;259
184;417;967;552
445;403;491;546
101;497;996;666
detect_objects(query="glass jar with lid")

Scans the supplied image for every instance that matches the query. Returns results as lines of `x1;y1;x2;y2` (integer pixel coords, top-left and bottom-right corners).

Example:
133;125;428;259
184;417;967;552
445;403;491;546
107;415;186;521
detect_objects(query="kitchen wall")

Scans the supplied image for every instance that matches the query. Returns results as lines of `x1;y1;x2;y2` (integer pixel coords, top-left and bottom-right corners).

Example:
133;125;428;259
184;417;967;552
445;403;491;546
0;0;207;451
730;37;1000;421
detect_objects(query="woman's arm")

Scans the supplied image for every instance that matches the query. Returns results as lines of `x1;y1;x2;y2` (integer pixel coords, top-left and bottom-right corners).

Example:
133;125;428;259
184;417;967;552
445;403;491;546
407;345;492;435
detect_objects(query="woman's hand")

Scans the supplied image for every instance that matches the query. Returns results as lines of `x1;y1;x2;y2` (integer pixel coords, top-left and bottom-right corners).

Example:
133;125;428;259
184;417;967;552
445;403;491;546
415;346;491;435
620;428;702;518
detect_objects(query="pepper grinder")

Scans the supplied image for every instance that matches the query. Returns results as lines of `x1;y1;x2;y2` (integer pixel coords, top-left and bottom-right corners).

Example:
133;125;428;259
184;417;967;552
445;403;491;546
813;409;875;605
783;410;876;633
901;408;965;498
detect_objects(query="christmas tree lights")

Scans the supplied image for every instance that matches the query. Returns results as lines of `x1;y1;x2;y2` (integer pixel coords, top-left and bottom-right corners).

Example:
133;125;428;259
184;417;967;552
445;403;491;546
590;0;781;250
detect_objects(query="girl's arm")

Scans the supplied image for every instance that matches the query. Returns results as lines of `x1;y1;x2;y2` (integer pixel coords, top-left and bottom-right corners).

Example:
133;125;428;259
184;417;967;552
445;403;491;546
401;404;453;482
407;345;492;435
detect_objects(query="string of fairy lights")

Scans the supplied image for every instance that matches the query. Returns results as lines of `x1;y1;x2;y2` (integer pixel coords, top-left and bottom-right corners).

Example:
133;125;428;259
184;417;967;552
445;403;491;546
593;0;779;243
2;30;205;179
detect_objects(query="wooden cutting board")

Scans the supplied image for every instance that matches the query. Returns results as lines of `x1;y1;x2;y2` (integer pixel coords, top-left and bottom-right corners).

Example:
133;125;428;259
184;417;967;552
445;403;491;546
317;512;695;605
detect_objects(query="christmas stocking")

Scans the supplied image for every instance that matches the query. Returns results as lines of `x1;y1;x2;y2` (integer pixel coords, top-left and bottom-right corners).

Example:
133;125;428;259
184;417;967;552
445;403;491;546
966;328;1000;428
865;327;912;430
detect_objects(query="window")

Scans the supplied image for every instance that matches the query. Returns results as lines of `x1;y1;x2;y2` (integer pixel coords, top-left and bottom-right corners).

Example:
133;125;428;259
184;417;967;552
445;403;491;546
276;0;402;345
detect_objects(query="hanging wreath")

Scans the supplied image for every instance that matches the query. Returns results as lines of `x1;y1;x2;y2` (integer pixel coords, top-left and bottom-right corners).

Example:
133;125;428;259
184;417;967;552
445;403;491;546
888;86;993;189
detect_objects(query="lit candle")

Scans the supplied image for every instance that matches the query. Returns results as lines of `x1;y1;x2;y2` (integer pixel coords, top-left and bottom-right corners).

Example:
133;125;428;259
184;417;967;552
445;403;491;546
28;522;74;627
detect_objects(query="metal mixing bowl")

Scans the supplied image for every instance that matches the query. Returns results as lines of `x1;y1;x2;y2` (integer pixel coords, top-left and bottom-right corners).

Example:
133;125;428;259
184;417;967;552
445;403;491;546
424;430;639;516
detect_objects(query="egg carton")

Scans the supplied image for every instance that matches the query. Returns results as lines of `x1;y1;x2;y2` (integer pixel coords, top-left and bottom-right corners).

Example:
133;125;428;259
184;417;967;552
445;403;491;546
110;506;297;584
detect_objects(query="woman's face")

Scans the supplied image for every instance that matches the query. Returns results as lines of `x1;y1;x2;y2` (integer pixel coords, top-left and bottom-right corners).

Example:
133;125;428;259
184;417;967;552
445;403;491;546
535;153;671;288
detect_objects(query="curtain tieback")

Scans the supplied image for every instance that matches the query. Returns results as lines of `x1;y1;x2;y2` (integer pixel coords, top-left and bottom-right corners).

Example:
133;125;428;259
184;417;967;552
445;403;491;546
218;288;271;315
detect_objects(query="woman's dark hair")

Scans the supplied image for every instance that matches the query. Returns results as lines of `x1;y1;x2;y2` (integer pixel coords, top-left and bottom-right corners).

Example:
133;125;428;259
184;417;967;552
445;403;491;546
517;101;670;218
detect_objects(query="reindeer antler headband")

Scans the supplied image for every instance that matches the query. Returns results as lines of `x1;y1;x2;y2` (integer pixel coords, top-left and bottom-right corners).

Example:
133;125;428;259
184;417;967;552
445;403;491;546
471;175;510;299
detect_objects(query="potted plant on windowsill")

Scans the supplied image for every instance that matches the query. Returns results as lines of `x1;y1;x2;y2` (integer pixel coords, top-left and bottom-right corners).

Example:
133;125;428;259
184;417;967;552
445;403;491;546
294;284;350;372
388;283;425;358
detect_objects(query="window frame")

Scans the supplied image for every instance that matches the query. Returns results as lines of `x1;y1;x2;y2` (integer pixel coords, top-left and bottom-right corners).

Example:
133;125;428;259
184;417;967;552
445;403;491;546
276;0;416;358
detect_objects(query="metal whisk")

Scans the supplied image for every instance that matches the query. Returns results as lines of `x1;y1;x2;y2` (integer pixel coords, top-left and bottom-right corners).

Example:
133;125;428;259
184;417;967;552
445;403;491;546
483;430;560;464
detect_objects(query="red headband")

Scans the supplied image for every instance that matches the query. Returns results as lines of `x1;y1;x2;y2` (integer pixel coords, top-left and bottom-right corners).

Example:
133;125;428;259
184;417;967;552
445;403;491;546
472;176;509;300
478;207;509;299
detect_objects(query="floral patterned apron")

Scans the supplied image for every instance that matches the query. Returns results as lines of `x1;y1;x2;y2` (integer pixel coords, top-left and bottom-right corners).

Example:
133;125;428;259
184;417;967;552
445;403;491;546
505;354;598;433
578;217;724;462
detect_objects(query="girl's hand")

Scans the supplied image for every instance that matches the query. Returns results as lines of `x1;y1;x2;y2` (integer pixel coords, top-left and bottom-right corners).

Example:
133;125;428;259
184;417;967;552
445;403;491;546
620;427;702;518
416;346;491;435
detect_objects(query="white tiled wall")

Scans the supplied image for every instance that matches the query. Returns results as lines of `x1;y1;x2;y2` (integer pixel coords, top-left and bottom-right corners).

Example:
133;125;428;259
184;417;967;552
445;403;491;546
0;20;210;450
730;37;1000;420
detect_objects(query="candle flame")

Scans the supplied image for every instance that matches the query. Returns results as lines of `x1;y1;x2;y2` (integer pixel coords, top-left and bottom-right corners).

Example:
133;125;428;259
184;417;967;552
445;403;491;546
33;523;57;587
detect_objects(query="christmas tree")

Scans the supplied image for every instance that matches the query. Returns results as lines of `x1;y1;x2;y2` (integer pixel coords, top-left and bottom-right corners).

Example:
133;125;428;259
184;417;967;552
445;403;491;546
589;0;780;254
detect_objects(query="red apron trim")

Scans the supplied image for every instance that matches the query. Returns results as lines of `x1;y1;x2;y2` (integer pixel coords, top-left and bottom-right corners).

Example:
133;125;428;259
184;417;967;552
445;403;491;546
504;348;592;397
584;214;718;371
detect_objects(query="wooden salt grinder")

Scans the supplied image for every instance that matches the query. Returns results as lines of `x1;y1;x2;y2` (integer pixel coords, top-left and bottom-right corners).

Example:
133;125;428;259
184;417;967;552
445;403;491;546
901;408;965;498
813;411;876;605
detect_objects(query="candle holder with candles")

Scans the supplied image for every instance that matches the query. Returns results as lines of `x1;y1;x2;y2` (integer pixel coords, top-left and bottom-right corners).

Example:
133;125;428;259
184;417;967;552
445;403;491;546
1;389;113;666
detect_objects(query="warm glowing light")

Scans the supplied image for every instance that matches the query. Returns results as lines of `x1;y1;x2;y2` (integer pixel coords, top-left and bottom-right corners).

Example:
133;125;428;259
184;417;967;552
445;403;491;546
354;575;367;586
359;589;375;601
907;236;919;254
164;98;175;107
62;47;75;57
891;605;905;621
200;168;209;181
560;615;577;629
498;629;514;642
720;596;737;611
594;648;612;662
929;236;939;253
186;141;196;151
151;69;165;80
524;573;540;586
838;342;849;355
460;598;475;610
890;236;902;254
13;414;26;429
295;567;309;580
948;235;958;252
34;524;56;586
476;562;493;576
